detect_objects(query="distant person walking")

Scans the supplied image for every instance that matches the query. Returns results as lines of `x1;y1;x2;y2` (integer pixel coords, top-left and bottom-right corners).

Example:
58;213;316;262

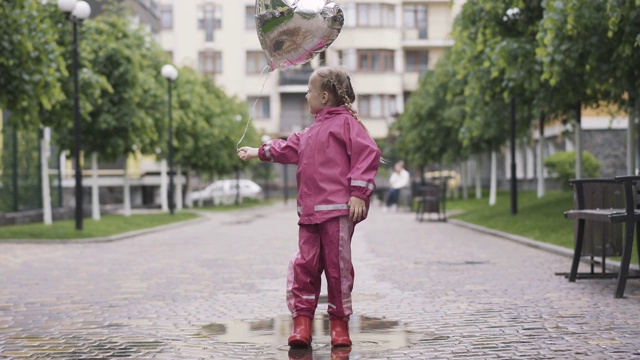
384;161;410;212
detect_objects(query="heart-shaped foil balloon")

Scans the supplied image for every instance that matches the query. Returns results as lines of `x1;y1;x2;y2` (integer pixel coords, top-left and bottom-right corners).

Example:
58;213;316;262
255;0;344;71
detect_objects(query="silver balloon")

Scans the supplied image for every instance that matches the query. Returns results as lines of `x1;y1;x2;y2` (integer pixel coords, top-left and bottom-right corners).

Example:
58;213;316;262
255;0;344;71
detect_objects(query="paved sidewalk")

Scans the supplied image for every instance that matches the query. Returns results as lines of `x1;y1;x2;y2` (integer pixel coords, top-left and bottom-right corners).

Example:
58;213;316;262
0;203;639;359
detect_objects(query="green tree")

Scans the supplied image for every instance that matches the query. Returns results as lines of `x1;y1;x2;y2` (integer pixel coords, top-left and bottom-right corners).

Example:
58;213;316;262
451;0;546;152
0;0;67;129
605;0;640;110
394;50;465;168
536;0;617;178
449;1;510;160
171;66;256;178
36;2;111;156
42;8;164;162
536;0;612;114
603;0;640;172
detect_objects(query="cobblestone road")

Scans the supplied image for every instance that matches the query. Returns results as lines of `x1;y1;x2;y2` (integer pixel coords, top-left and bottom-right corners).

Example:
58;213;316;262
1;203;639;359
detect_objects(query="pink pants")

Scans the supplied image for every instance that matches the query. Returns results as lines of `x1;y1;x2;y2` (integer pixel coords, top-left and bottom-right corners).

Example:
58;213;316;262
286;216;355;321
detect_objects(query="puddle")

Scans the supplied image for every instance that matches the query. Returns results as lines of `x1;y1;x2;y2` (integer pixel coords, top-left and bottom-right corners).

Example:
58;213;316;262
0;316;418;359
222;218;254;225
199;314;411;358
434;260;489;266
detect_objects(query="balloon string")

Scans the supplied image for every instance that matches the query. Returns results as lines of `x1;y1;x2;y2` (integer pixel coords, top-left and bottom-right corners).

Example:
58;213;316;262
236;64;272;149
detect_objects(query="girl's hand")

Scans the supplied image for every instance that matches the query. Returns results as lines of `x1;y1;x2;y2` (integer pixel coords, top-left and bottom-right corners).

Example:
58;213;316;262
348;196;366;222
237;147;259;161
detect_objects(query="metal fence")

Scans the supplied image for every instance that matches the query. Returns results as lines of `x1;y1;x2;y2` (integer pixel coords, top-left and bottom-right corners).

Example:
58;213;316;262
0;120;62;214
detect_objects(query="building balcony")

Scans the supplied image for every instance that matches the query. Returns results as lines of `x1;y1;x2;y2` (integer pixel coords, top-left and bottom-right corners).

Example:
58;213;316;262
279;68;314;87
133;0;159;19
402;29;454;46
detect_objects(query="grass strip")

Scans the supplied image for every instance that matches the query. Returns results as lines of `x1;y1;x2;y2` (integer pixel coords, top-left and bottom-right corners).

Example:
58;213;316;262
0;212;199;240
447;190;637;264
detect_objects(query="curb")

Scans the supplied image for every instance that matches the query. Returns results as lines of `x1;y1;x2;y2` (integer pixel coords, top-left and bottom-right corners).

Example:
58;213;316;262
0;216;207;244
448;218;640;274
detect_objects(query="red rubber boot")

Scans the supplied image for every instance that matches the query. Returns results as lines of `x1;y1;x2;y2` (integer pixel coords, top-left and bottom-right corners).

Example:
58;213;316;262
288;316;312;348
330;320;352;348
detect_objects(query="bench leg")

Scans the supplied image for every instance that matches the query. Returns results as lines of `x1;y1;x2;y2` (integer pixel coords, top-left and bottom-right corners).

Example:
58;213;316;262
615;221;635;298
569;219;586;282
637;222;640;270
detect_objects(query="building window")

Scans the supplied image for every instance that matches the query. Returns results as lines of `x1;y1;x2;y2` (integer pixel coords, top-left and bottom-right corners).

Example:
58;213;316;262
161;4;173;29
246;51;267;74
318;51;326;66
403;4;427;39
358;95;396;119
198;3;222;42
198;50;222;77
248;96;270;119
356;3;395;27
246;6;256;29
357;50;394;72
405;50;428;73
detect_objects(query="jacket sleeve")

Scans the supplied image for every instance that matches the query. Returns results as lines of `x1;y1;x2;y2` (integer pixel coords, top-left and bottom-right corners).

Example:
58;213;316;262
258;132;301;165
345;118;381;200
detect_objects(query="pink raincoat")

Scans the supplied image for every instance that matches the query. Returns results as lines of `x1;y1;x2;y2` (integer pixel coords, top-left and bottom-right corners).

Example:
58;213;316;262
258;106;381;224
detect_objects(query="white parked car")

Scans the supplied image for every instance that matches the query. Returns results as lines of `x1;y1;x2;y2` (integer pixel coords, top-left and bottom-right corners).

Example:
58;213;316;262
190;179;263;205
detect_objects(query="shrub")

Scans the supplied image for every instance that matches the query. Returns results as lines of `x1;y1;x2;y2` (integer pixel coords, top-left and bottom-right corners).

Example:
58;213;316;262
544;151;601;189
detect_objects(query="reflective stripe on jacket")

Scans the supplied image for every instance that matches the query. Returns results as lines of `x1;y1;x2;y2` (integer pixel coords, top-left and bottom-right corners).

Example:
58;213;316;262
258;106;381;224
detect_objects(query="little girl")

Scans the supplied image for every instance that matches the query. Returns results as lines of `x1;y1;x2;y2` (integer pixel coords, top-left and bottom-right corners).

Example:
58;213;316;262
237;66;381;348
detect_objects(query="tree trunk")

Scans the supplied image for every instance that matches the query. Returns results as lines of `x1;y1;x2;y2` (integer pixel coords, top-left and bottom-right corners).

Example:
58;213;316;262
160;158;168;212
475;154;482;199
636;96;640;174
461;160;468;200
489;150;497;206
537;115;546;198
41;128;52;225
627;100;636;175
123;158;131;217
185;170;193;208
91;152;100;221
176;165;183;210
575;102;583;179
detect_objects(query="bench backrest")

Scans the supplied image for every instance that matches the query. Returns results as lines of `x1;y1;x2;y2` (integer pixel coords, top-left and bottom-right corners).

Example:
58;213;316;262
414;183;442;198
580;182;625;210
574;182;624;256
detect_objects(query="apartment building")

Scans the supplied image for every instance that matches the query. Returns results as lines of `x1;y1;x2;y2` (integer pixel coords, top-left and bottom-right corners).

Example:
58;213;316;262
85;0;161;36
159;0;464;140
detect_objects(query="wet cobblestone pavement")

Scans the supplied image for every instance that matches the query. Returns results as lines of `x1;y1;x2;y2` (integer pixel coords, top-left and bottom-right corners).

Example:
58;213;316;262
1;203;639;359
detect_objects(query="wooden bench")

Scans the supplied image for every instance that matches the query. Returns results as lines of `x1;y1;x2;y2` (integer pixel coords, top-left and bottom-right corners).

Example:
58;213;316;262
563;175;640;298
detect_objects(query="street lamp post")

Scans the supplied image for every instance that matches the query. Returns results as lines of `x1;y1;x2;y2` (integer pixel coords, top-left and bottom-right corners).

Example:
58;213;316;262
504;7;520;216
58;0;91;230
161;64;178;215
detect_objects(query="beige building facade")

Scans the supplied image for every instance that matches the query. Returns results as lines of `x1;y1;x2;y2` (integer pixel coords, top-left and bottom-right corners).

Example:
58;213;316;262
158;0;464;140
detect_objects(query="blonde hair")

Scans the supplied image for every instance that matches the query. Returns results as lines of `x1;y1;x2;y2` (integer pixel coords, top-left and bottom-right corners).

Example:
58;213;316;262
313;66;369;133
312;66;387;163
